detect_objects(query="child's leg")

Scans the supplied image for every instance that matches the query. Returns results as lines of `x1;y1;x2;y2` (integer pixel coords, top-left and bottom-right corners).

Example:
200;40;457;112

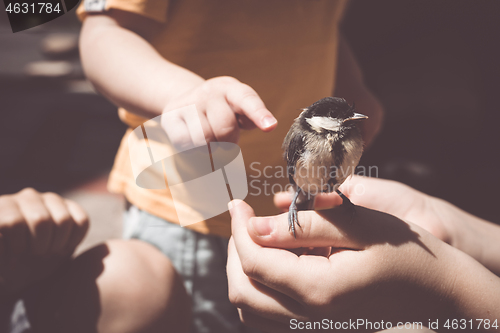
122;206;260;333
24;239;191;333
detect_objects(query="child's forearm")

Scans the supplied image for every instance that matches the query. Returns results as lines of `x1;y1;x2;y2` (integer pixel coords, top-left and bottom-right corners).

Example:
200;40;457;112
80;14;205;118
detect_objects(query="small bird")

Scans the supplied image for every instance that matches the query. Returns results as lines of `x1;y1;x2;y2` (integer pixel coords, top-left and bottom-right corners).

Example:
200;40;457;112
282;97;368;237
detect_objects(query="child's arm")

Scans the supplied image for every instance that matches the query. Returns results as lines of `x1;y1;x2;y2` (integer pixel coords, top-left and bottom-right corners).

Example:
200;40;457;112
80;10;277;143
80;10;202;118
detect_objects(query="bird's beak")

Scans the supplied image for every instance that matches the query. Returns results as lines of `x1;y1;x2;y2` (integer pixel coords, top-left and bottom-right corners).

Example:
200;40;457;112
345;113;368;122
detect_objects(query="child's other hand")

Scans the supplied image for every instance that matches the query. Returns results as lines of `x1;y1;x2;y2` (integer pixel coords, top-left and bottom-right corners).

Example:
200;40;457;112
0;188;89;295
161;76;277;150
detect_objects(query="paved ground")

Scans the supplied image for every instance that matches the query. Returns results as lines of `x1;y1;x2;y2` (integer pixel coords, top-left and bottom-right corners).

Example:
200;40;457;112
0;0;498;258
64;175;124;254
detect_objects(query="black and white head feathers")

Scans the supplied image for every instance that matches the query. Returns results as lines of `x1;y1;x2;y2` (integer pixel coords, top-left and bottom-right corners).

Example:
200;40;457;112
283;97;367;194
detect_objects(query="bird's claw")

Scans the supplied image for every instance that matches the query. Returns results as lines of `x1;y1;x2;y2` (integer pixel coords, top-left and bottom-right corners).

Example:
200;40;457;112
336;189;356;222
288;202;301;238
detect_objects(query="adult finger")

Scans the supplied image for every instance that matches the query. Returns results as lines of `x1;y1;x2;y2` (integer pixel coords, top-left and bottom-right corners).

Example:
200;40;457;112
273;191;294;212
273;191;343;212
225;80;277;132
229;200;335;304
246;208;359;250
336;176;426;219
273;176;371;212
227;237;306;324
42;193;74;255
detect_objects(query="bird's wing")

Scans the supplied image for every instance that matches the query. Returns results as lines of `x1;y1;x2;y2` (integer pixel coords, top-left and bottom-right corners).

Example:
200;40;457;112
282;120;305;184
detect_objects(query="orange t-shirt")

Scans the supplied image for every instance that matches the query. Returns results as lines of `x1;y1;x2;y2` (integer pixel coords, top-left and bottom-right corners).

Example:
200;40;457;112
78;0;348;238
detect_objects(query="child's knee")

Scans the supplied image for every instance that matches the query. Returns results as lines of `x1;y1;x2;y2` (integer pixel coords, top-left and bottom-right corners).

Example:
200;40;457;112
95;239;192;333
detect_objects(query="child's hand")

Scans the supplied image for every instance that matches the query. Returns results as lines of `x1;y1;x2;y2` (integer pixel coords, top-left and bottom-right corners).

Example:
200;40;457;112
227;200;500;332
161;76;277;150
0;188;89;295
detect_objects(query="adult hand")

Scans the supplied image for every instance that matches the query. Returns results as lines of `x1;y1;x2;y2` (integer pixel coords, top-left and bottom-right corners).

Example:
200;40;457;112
0;188;89;296
275;176;453;245
227;200;500;332
275;176;500;275
161;76;277;150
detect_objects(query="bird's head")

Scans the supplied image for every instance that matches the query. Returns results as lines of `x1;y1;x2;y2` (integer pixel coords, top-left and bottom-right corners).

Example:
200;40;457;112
300;97;367;133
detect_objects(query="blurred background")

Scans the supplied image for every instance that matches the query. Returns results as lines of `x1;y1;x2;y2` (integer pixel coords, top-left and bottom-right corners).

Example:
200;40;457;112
0;0;499;252
343;0;500;224
0;11;126;252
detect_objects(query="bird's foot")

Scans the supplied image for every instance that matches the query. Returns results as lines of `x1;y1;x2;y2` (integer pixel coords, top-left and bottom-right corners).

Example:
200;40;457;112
288;201;301;238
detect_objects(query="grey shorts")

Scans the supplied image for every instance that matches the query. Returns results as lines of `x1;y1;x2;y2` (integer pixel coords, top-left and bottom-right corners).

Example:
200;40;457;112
123;205;261;333
9;300;30;333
